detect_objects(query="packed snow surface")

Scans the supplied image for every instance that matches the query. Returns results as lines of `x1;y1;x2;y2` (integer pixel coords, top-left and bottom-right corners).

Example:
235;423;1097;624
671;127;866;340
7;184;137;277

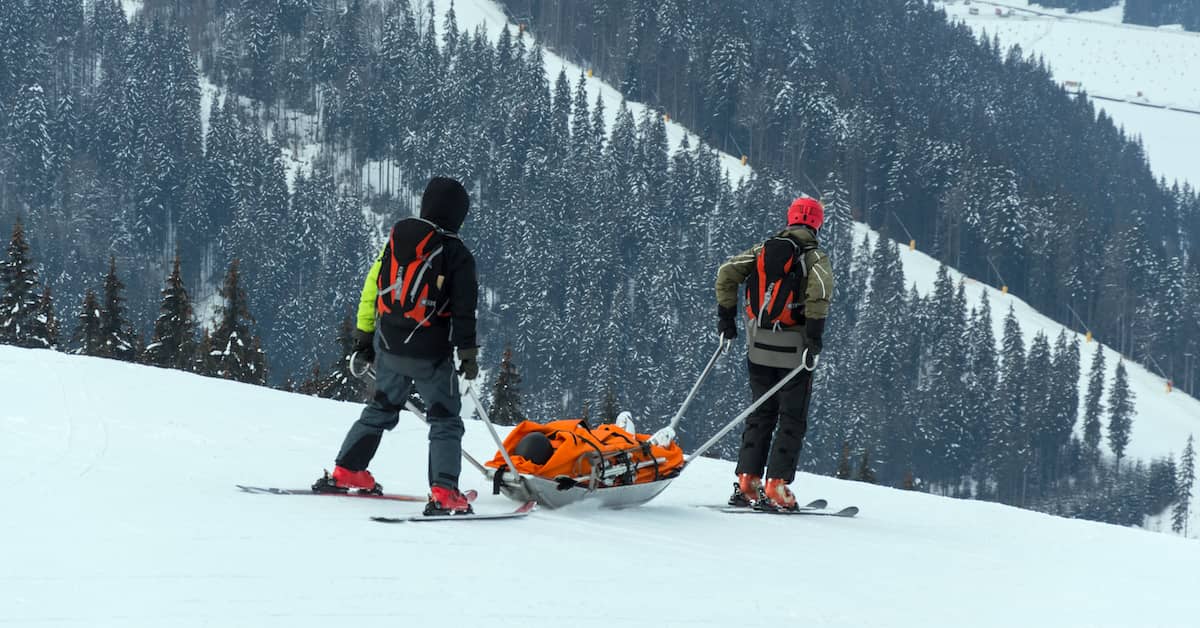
2;345;1199;627
938;0;1200;185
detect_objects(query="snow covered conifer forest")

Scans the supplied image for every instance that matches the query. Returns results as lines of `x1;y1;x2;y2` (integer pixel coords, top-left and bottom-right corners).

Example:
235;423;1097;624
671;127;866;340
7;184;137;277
1;0;1197;528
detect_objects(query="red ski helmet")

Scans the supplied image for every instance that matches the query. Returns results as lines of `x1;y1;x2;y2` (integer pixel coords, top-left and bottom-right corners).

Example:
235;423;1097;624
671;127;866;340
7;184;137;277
787;196;825;230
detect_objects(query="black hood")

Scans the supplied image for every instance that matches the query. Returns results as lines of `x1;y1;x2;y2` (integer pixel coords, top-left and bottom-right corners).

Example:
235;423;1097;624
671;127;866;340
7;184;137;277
420;177;470;232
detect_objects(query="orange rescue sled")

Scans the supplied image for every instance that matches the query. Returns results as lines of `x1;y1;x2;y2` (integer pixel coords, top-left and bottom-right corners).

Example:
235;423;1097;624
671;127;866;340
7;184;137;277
485;419;684;508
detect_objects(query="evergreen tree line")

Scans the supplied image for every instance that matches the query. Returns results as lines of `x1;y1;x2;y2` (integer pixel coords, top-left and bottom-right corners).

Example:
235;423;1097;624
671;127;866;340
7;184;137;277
1124;0;1200;30
804;213;1168;522
1030;1;1122;14
1028;0;1199;31
0;0;369;386
0;218;368;395
502;0;1200;393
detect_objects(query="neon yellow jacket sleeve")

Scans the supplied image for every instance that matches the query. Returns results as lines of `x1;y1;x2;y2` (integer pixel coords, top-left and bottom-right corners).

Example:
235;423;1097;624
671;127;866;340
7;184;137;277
356;246;387;333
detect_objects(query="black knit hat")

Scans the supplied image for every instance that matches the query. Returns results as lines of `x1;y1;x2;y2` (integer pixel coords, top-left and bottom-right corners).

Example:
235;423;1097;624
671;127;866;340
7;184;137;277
420;177;470;232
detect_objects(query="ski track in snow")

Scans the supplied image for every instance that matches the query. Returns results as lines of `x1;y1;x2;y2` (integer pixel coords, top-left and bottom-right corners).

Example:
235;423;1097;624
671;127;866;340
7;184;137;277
3;345;1200;627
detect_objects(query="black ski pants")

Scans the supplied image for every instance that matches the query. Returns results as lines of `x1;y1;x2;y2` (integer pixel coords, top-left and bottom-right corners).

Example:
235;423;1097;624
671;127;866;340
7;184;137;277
335;338;464;489
734;360;814;483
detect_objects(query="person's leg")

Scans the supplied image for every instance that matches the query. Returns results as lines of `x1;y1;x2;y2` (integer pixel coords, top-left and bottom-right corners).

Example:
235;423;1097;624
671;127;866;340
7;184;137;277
764;369;814;483
410;356;464;489
334;346;413;471
735;360;781;478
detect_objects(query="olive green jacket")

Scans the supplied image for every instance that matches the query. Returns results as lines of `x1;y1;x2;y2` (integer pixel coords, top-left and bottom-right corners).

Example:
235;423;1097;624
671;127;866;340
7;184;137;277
715;226;833;320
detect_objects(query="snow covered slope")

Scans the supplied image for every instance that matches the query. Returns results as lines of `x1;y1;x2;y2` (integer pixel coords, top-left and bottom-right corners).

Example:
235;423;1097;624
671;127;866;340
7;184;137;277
2;345;1199;627
938;0;1200;186
441;0;1200;522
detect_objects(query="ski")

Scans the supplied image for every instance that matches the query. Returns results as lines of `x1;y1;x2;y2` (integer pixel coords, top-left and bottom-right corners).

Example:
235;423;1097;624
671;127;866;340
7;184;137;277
695;498;828;511
370;500;537;523
720;505;859;518
235;484;429;503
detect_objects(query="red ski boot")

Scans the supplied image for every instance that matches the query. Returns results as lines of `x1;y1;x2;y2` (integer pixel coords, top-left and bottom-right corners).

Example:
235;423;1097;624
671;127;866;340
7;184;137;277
728;474;762;507
759;478;798;511
319;466;381;494
424;486;475;516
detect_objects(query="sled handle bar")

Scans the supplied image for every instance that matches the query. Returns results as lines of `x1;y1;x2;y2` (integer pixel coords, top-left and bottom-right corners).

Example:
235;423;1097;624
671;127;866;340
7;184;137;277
399;401;490;475
467;385;528;490
684;350;818;466
660;338;731;437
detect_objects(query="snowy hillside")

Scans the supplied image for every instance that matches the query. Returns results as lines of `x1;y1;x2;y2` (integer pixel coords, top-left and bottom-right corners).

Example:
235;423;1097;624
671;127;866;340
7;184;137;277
938;0;1200;186
107;0;1197;527
863;223;1200;465
2;345;1199;627
424;0;1200;523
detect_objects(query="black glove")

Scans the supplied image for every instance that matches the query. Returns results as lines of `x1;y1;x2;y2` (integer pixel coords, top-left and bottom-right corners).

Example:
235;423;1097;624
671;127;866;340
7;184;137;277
352;329;375;364
805;317;826;356
717;305;737;340
457;347;479;381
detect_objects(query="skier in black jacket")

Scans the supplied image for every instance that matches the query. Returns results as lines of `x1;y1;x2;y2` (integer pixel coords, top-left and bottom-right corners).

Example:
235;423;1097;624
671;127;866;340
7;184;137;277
314;177;480;515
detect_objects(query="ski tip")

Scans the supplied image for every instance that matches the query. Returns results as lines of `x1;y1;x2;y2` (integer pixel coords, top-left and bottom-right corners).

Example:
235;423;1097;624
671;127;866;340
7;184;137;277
370;516;407;524
834;506;859;517
803;498;828;510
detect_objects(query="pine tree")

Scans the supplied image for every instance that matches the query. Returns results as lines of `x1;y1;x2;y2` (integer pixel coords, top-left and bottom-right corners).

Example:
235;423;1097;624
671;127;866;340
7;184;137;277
0;219;43;347
144;255;198;371
318;314;366;402
97;257;136;361
208;260;267;385
491;345;526;426
6;83;53;209
857;448;877;484
1173;435;1195;535
71;290;103;356
194;328;214;375
1023;331;1055;497
1108;361;1135;473
28;287;59;350
994;305;1027;503
1047;331;1081;488
836;442;852;479
965;290;998;482
1082;346;1107;466
601;386;619;424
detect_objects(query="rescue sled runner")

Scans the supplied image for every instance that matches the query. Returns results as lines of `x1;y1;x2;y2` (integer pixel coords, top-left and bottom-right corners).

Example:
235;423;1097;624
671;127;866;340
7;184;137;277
353;340;818;510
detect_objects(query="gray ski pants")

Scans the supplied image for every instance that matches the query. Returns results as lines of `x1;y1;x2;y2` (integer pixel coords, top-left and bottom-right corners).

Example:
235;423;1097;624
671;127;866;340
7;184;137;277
334;340;465;489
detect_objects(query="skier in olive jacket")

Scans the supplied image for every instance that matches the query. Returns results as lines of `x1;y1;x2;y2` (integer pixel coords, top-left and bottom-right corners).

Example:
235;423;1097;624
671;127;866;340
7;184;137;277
314;177;480;515
715;196;833;510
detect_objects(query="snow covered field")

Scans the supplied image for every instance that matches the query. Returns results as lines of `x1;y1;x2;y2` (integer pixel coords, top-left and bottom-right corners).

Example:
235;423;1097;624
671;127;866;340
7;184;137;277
3;345;1199;627
938;0;1200;186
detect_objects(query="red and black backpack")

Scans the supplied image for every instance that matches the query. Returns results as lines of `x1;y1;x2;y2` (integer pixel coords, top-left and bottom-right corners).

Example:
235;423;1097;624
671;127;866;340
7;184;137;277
376;218;451;329
745;235;817;328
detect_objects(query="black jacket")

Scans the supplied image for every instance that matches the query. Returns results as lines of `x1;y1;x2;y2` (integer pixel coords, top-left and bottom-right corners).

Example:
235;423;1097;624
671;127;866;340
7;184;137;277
359;178;478;360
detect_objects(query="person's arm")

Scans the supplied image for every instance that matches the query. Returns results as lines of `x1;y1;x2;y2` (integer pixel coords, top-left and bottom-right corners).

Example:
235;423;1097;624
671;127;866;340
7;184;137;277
356;245;388;333
803;249;834;320
715;243;759;308
803;249;834;357
448;245;479;351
